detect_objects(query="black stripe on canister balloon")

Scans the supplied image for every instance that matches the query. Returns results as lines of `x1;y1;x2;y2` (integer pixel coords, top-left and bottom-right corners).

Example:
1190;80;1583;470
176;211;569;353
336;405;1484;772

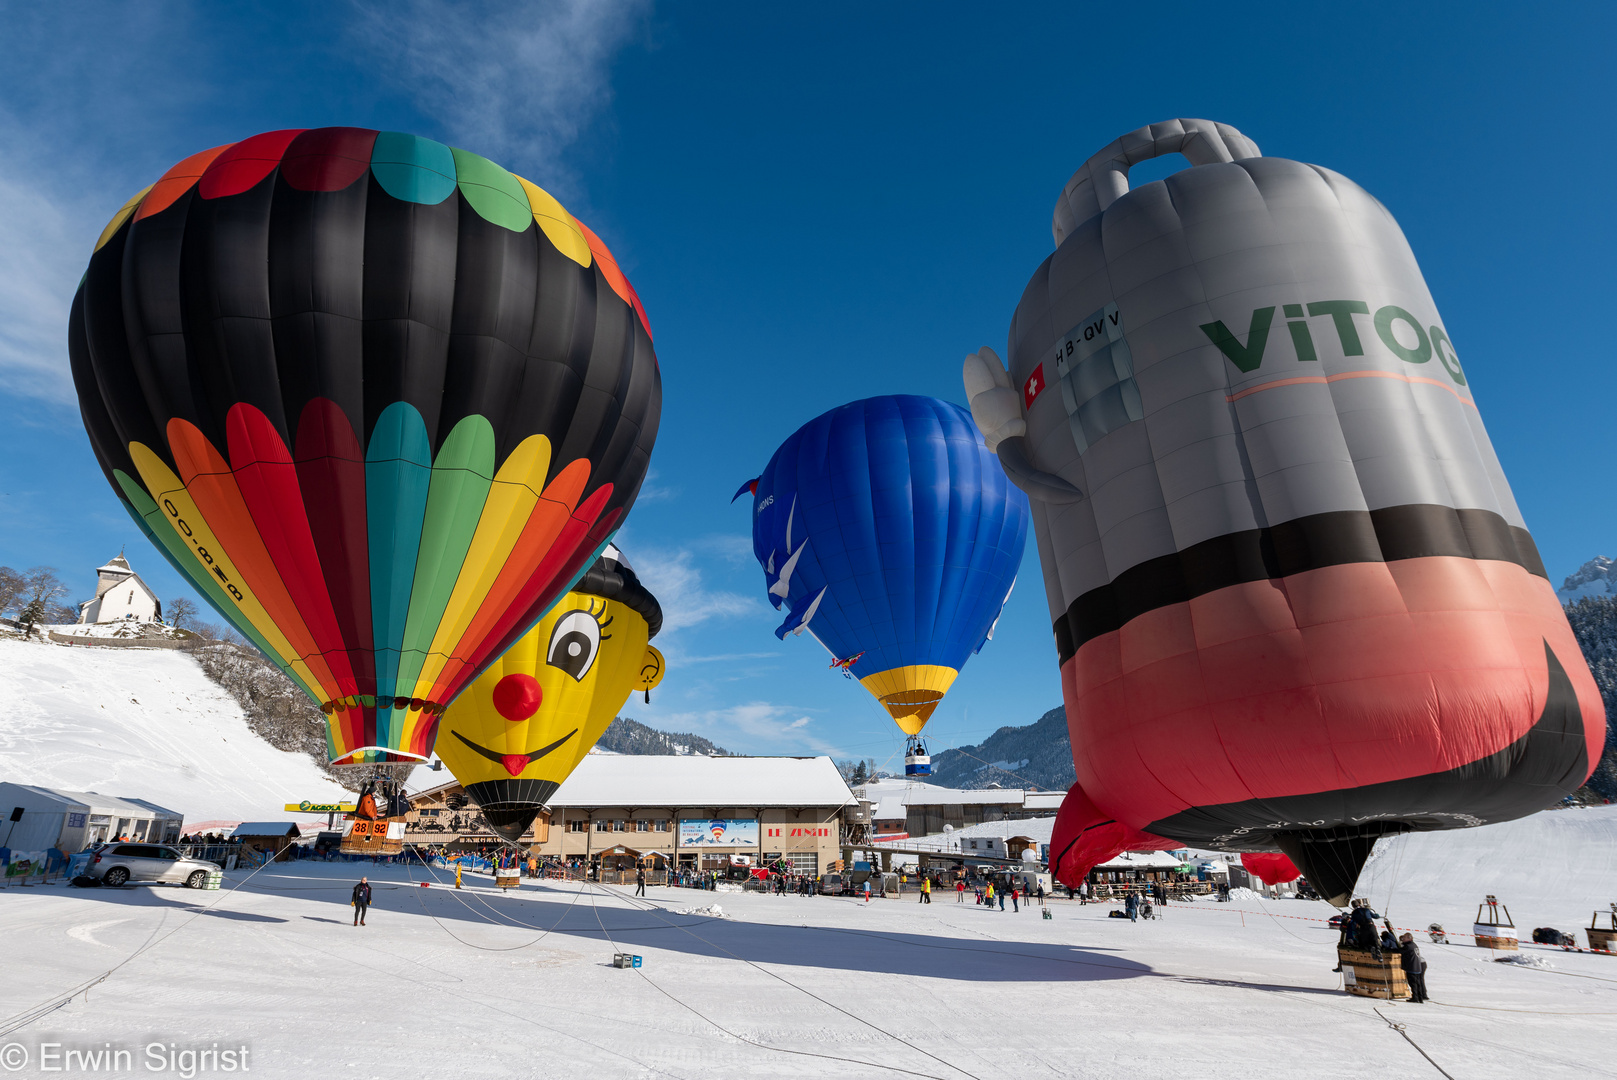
1053;503;1547;663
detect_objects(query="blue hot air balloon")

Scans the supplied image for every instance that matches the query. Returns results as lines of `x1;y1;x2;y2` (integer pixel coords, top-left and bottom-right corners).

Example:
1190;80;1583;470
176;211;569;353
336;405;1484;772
734;396;1029;770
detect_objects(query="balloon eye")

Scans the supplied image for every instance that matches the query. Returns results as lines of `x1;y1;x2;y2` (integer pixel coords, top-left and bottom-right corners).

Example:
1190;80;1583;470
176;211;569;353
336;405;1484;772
547;609;601;681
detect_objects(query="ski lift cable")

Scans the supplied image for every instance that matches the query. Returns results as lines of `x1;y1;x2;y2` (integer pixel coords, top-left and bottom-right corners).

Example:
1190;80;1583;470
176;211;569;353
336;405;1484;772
583;881;981;1080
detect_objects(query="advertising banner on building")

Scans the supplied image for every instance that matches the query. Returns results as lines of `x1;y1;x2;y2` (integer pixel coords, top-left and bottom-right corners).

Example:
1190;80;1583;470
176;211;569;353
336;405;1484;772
678;818;758;847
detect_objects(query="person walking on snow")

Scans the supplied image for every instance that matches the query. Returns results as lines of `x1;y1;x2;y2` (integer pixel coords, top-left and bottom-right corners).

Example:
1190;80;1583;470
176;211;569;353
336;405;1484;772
352;877;372;926
957;878;966;903
920;877;931;904
997;882;1006;911
863;878;872;903
1126;890;1139;923
1011;885;1019;913
635;866;646;897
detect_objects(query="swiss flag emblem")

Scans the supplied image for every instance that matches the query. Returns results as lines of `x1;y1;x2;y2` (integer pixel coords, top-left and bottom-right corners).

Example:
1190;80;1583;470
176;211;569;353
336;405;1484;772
1023;363;1046;409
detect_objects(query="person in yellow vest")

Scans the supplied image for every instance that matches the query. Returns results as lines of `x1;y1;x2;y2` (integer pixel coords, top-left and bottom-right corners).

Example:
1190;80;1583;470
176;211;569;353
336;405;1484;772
920;876;932;904
454;862;462;890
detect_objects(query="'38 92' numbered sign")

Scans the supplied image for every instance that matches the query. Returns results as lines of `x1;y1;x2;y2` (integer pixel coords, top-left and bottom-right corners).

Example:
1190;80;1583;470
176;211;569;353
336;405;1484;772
341;818;406;856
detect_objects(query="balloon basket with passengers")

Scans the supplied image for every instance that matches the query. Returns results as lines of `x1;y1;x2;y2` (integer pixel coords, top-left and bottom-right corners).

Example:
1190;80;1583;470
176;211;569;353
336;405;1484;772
339;777;410;857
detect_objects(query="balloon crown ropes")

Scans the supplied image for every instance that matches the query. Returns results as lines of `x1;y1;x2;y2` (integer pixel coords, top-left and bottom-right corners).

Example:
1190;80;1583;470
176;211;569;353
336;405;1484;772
69;128;662;766
733;395;1028;743
436;544;665;841
964;119;1605;905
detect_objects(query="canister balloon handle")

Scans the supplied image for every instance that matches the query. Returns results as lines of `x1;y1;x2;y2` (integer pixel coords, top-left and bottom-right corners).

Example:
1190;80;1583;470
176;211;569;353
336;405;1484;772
1052;119;1262;245
962;348;1085;505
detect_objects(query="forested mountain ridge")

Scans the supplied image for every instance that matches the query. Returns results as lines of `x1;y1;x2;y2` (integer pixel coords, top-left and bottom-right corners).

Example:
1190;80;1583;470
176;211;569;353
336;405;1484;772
597;716;734;757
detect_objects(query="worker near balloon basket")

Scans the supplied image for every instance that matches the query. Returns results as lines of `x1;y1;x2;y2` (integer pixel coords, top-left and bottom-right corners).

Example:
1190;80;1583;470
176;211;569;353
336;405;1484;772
1399;933;1429;1003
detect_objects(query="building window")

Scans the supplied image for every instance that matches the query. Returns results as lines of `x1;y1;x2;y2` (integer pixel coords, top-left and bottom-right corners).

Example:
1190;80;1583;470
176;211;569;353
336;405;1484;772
635;820;650;832
612;820;625;832
655;819;669;832
594;820;611;832
570;820;587;832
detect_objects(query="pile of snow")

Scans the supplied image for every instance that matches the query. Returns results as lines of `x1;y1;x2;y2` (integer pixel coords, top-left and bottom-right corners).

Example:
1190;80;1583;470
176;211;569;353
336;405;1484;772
674;904;730;918
44;621;185;641
1558;555;1617;603
0;637;349;824
1494;952;1554;968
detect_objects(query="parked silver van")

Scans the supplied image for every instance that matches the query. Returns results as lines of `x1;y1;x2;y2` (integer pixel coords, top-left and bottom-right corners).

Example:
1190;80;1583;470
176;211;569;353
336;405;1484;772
84;843;219;888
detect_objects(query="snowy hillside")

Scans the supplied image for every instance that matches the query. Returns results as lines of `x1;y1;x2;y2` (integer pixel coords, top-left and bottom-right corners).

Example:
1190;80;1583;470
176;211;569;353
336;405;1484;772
0;637;348;823
1558;555;1617;603
1356;804;1617;933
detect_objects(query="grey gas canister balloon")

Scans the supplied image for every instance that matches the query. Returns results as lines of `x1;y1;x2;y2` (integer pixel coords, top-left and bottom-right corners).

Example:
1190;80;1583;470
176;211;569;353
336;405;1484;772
963;119;1604;905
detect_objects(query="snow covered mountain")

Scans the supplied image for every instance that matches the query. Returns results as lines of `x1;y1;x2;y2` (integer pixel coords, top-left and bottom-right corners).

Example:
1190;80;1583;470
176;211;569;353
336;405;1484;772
927;706;1075;790
0;636;349;824
596;716;733;757
1559;555;1617;604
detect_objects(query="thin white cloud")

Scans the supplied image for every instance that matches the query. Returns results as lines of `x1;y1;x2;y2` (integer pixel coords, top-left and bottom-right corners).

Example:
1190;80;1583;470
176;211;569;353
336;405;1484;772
0;12;204;407
704;532;757;567
654;702;847;757
632;468;680;502
0;151;82;405
349;0;650;191
679;651;781;664
627;544;757;635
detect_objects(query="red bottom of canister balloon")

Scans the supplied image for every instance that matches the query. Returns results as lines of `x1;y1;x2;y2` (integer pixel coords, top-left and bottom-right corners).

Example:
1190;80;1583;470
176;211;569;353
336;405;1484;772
1062;556;1603;847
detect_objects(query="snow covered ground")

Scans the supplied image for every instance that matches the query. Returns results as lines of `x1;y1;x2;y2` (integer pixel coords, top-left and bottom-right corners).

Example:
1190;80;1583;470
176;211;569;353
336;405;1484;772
3;806;1614;1079
43;621;185;641
0;637;349;823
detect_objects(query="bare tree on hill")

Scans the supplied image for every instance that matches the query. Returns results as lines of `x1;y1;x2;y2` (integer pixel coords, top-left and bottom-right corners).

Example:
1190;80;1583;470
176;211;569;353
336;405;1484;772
167;596;198;630
0;566;24;616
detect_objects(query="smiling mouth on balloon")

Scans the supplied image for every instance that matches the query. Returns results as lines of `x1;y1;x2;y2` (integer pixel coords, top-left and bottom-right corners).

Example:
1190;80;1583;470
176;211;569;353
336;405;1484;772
452;729;577;776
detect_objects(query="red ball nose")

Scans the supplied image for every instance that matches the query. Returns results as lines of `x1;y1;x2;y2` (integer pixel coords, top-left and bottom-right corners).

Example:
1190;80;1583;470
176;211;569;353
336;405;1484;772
492;673;543;721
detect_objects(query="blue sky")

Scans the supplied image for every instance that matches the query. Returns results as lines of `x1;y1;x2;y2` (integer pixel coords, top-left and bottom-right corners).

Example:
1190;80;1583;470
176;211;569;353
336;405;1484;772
1;2;1612;767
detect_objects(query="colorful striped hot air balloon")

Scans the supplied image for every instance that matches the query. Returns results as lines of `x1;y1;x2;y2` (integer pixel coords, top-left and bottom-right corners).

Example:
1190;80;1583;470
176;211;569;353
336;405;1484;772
69;127;661;766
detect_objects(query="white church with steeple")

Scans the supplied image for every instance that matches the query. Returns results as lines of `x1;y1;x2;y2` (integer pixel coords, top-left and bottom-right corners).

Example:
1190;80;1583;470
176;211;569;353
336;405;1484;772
77;552;162;625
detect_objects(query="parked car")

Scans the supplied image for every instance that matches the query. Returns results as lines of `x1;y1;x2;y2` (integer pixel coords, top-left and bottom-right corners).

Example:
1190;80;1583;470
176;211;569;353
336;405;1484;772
84;843;219;888
818;872;846;896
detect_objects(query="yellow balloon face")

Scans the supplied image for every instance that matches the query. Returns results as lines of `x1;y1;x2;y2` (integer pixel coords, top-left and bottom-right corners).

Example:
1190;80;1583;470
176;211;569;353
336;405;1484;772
438;591;666;799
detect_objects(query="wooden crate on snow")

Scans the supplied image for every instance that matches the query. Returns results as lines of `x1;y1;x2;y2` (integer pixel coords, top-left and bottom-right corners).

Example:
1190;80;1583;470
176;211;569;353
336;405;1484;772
1337;947;1410;1000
